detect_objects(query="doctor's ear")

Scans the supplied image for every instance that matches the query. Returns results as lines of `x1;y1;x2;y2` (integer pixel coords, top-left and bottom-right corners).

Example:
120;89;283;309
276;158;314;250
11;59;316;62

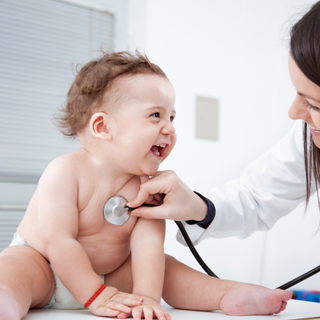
89;112;112;141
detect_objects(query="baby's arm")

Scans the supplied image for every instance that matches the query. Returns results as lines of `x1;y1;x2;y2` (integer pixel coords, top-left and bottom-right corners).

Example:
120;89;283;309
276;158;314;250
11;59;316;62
37;159;141;316
129;218;171;320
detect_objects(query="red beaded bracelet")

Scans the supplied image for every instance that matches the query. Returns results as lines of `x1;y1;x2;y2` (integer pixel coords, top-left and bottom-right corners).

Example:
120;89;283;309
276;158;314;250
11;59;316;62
84;284;107;308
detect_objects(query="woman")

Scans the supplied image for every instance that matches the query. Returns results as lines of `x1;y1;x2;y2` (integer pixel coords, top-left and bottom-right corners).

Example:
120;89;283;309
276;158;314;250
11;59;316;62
127;1;320;244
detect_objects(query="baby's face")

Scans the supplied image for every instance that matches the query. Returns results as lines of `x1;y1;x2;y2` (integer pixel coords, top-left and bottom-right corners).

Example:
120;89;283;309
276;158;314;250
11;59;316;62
106;74;176;176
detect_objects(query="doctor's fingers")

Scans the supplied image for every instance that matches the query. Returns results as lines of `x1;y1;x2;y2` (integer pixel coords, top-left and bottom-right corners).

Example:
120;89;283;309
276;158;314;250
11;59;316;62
130;203;175;220
129;170;180;208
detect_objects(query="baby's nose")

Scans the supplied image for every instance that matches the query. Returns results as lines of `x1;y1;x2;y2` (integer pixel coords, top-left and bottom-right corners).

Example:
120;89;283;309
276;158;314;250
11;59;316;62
162;122;175;136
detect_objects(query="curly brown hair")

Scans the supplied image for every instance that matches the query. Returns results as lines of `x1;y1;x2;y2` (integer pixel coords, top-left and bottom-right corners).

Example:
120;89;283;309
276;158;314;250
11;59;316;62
55;51;167;138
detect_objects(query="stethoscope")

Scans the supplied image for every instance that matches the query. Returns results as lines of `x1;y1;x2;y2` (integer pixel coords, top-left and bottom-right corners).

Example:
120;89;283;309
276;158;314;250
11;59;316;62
103;195;320;290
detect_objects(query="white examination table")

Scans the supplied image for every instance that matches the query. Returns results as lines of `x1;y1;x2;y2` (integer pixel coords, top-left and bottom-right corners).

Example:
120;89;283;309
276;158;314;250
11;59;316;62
23;299;320;320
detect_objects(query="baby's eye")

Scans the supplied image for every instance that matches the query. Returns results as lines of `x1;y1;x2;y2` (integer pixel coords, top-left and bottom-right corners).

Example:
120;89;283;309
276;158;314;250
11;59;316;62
170;115;175;122
151;112;160;118
304;99;320;112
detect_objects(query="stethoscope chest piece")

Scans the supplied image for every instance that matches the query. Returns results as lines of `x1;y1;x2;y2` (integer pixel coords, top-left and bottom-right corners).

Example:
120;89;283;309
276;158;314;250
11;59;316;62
103;196;130;226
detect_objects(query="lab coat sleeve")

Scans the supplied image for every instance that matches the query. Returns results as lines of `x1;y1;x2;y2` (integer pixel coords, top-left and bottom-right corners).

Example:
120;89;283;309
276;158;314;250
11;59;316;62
177;120;308;245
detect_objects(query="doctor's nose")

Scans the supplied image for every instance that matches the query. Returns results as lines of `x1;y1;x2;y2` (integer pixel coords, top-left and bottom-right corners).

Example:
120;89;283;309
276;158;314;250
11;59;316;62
288;94;310;120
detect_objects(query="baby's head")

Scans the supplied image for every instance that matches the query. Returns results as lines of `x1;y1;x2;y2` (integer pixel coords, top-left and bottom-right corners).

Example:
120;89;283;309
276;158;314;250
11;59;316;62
56;51;176;176
56;51;168;138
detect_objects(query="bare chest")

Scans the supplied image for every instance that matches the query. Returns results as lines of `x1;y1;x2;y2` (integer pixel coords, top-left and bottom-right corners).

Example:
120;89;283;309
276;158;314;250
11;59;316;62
75;177;140;273
77;177;139;235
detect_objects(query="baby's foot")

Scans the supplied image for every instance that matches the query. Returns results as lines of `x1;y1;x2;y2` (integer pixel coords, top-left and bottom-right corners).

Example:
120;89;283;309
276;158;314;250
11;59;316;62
220;283;292;315
0;287;20;320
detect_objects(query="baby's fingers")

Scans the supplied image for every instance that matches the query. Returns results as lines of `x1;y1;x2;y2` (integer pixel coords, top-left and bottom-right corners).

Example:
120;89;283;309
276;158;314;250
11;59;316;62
142;306;154;320
153;306;172;320
117;311;132;319
105;301;132;314
115;292;143;306
132;306;143;320
91;305;121;317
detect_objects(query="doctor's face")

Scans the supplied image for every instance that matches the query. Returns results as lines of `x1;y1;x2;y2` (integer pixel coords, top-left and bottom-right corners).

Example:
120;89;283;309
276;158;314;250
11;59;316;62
288;55;320;148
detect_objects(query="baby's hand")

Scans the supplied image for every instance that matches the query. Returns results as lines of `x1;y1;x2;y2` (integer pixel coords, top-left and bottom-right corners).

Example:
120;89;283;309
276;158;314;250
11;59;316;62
89;286;143;317
118;296;171;320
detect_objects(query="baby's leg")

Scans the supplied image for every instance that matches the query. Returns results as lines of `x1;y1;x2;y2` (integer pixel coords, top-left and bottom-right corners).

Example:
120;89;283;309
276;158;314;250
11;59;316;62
0;246;55;320
162;255;292;315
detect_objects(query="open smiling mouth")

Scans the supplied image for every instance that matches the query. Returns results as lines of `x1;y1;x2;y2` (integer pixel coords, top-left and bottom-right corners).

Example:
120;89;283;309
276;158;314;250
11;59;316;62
150;144;166;158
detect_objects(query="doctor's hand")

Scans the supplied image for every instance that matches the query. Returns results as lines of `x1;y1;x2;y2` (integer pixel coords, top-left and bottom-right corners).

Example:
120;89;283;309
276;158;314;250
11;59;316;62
127;170;208;222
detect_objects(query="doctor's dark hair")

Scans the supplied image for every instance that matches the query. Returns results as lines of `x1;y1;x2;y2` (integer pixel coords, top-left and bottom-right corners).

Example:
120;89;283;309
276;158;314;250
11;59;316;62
55;51;167;137
290;1;320;208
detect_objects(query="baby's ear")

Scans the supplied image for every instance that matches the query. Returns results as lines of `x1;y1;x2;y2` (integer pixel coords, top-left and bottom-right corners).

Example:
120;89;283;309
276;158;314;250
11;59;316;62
89;112;112;141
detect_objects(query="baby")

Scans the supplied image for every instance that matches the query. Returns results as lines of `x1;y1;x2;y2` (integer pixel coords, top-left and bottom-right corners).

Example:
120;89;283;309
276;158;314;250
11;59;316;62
0;51;292;320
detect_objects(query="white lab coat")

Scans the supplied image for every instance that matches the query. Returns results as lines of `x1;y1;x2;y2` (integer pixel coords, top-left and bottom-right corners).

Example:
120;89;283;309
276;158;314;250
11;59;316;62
177;120;313;245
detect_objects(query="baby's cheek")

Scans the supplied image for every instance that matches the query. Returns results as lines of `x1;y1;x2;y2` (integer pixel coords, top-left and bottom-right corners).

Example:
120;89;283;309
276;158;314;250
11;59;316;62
162;134;176;161
171;133;177;149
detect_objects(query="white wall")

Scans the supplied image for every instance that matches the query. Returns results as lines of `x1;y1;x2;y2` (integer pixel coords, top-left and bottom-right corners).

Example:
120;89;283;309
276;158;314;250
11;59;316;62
129;0;320;290
3;0;320;291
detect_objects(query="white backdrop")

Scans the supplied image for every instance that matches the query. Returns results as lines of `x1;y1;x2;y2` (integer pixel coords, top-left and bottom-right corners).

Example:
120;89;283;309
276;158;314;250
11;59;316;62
2;0;320;291
128;0;320;290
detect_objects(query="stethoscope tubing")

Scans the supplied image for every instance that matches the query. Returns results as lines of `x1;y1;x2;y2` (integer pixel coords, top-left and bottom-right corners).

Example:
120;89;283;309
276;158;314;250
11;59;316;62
175;220;219;278
176;218;320;290
126;202;320;290
276;264;320;290
126;204;219;278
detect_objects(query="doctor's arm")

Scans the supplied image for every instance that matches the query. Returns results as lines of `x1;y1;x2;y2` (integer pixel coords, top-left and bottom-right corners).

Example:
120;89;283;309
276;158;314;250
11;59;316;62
128;171;210;222
129;121;307;242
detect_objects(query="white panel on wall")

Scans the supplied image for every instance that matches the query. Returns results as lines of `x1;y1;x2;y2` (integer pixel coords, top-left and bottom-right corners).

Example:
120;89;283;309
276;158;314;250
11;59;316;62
195;96;219;141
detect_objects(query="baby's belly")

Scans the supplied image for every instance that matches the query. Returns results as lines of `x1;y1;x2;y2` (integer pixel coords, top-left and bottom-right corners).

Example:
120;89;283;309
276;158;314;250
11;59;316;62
79;236;131;275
